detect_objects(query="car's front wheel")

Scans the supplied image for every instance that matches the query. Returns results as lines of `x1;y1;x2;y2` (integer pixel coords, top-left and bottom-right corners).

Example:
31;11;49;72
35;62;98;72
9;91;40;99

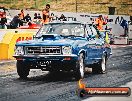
17;61;30;79
75;53;85;80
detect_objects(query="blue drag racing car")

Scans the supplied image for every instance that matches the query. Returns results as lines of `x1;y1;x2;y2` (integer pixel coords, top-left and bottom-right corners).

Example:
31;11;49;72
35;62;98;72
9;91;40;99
13;21;112;80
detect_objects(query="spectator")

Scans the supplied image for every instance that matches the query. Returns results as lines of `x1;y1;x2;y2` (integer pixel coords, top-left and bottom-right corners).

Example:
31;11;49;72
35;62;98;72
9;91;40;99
37;13;42;19
95;15;107;30
59;14;67;21
42;4;51;24
18;13;23;26
20;9;24;20
0;14;7;29
120;19;128;36
10;15;21;29
33;13;40;24
34;13;38;19
24;14;31;22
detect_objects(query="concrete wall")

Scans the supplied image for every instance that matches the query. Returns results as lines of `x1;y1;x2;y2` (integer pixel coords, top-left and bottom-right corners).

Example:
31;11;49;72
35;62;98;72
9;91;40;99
0;29;37;60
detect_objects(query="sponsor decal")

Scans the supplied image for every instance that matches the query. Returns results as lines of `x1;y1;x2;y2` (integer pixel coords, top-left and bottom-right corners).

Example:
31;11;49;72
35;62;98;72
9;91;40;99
16;37;32;42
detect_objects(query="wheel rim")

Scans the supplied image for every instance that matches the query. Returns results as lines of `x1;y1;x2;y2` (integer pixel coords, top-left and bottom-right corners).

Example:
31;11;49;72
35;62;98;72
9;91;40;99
79;54;84;78
101;57;106;72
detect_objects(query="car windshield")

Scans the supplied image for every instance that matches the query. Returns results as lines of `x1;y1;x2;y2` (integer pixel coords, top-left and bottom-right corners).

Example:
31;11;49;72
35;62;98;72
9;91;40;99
36;23;85;37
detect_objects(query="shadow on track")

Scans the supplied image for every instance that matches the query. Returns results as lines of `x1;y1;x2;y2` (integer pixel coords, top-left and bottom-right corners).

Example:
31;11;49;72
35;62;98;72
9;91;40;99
14;71;93;83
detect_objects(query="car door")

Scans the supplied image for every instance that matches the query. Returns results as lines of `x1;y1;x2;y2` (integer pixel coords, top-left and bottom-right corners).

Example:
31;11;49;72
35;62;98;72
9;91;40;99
85;25;104;64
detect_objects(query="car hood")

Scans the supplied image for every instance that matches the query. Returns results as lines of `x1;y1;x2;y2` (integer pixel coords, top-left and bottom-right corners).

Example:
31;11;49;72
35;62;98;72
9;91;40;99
16;38;86;47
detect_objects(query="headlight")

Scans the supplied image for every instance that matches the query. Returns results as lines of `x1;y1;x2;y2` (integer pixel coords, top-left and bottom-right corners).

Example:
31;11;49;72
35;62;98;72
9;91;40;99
62;46;72;55
15;46;24;55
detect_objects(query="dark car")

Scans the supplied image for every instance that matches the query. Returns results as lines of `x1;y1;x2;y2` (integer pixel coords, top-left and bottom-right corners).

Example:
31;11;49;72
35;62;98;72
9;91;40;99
13;21;112;80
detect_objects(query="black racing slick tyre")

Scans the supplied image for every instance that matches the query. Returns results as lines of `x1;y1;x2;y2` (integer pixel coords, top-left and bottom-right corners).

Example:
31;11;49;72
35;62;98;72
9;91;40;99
75;53;85;80
92;55;106;74
17;61;30;79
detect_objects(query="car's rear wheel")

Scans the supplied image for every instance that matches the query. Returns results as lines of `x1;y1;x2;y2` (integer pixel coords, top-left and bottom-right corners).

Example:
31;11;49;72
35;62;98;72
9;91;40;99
92;55;106;74
75;53;85;80
17;61;30;79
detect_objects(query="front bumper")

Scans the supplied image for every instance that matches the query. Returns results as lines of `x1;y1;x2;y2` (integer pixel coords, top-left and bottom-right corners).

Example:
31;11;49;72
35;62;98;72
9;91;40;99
13;54;78;71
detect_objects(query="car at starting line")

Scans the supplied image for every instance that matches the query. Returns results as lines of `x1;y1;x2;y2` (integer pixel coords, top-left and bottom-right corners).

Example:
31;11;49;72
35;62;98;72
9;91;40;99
13;21;112;80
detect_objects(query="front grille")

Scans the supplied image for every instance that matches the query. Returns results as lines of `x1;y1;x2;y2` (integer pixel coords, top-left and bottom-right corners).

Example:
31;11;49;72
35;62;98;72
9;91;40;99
25;46;61;55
